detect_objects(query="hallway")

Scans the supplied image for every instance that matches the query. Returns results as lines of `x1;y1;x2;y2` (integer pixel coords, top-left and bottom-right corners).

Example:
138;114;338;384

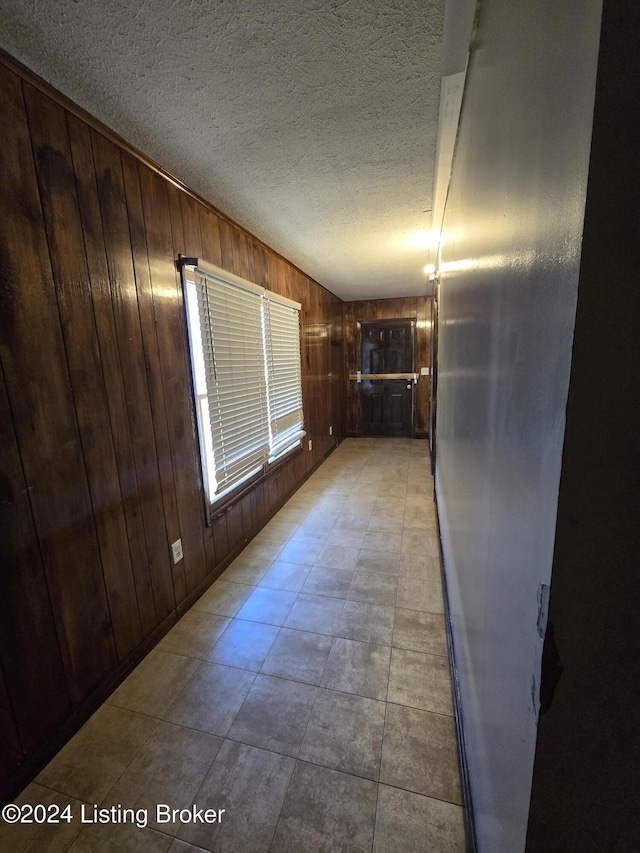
5;439;465;853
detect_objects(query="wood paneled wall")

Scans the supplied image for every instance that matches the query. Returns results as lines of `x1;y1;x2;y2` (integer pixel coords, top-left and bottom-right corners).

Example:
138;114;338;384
343;296;432;436
0;56;344;798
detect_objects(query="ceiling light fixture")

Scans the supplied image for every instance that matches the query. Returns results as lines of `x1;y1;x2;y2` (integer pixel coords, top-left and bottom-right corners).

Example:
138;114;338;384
403;229;439;250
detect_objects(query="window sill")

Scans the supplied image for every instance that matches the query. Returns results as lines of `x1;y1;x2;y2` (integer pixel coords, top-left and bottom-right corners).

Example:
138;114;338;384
207;444;303;522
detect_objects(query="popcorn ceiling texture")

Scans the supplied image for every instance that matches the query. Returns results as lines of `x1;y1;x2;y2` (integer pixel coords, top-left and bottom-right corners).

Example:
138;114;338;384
0;0;445;299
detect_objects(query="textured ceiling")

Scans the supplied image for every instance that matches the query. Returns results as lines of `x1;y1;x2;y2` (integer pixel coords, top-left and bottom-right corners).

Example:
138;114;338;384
0;0;445;300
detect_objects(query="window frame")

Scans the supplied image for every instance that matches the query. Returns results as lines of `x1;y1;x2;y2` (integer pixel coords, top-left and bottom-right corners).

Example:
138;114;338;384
179;255;305;521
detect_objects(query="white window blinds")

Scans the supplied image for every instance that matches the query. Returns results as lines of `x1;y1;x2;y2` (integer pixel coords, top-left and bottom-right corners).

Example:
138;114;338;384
264;295;305;460
183;259;304;504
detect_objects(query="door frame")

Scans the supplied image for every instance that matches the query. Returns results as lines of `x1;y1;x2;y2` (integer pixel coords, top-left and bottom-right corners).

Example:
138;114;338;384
356;317;417;437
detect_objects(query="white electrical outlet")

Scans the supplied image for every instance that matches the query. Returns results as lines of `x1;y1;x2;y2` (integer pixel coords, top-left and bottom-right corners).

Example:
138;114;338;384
308;439;313;451
171;539;183;564
329;426;333;435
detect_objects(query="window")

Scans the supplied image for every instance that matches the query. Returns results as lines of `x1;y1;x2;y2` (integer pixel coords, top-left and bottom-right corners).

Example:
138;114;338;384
181;257;305;506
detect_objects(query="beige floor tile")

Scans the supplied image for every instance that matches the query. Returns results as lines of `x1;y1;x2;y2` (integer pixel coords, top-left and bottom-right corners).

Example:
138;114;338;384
401;531;440;557
404;494;436;513
362;531;403;553
383;481;408;498
5;783;86;852
332;512;371;531
337;600;395;646
271;762;377;853
108;650;200;718
372;497;405;515
392;609;448;656
403;507;438;531
289;522;332;545
276;540;323;566
164;662;255;736
68;822;172;852
324;527;366;548
285;495;319;510
342;497;377;513
157;611;230;659
192;579;252;618
314;543;360;572
302;567;354;599
348;572;398;607
258;561;311;592
399;552;441;581
396;578;444;614
260;628;333;685
178;740;294;853
222;557;269;585
380;703;462;803
207;619;279;671
405;482;432;497
254;520;299;543
102;721;223;833
366;515;405;533
299;688;385;780
235;587;297;626
388;648;454;715
36;705;158;804
315;500;347;516
227;674;317;757
374;785;466;853
241;539;284;562
321;638;391;701
284;593;345;635
168;840;211;852
354;550;403;576
273;505;308;524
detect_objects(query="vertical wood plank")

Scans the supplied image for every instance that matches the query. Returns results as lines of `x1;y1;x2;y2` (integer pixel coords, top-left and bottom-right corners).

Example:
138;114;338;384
0;65;117;705
139;165;209;594
181;194;228;565
0;365;71;752
267;253;280;297
211;514;229;563
24;83;143;661
253;242;269;290
234;229;251;280
226;503;245;553
240;494;251;538
168;185;217;576
120;153;186;605
217;218;234;273
0;665;21;786
199;207;223;267
91;131;175;624
66;114;157;635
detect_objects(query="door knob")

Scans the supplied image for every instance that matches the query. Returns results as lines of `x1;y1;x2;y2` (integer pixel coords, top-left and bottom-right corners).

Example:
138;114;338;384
406;383;411;389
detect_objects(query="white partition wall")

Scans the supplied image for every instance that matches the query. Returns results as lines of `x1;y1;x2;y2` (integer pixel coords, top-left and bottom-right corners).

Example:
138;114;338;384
435;1;603;850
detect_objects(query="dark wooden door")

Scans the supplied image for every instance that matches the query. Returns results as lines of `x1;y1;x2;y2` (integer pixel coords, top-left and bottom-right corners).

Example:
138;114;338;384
360;320;414;437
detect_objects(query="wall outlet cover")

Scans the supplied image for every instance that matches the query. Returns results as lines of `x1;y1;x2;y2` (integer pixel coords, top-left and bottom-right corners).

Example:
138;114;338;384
171;539;183;564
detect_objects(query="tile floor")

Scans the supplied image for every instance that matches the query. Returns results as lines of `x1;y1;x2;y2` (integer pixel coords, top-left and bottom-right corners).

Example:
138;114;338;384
4;438;466;853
